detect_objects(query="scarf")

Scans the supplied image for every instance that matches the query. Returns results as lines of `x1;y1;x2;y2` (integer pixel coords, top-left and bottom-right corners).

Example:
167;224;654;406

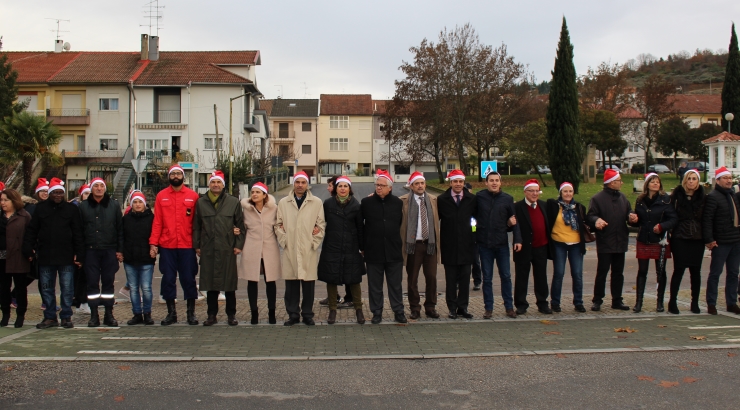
406;194;436;255
336;194;350;204
207;190;220;209
558;197;579;231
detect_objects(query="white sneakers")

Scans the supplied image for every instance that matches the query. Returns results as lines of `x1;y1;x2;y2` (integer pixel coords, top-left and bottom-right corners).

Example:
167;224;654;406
218;292;226;301
76;303;91;314
119;287;131;301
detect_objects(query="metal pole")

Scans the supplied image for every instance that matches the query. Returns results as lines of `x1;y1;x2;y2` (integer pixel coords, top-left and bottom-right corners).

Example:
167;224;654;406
229;99;233;195
213;104;220;158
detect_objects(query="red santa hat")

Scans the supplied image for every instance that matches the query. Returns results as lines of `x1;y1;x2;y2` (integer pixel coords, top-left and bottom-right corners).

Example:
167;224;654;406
716;166;731;179
644;172;659;181
684;168;701;179
0;182;5;192
293;170;309;182
375;169;393;184
252;181;268;194
524;179;540;191
209;170;225;185
558;181;573;192
78;183;91;196
130;191;147;207
603;168;620;184
90;177;106;189
446;169;466;181
335;176;352;186
405;171;425;187
35;178;49;193
49;177;65;192
168;164;184;175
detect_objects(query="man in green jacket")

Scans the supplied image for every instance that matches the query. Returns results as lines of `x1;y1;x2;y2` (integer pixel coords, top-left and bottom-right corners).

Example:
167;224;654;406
193;171;245;326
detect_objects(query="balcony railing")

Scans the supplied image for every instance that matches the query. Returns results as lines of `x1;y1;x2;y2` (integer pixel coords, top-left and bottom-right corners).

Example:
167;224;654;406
139;149;173;164
278;130;295;139
156;110;181;123
46;108;90;125
62;149;127;159
244;115;260;133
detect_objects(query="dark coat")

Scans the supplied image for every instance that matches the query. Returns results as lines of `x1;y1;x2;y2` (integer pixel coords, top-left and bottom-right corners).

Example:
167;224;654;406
318;196;365;285
4;208;32;273
545;199;588;256
122;209;156;265
193;192;246;292
586;187;633;254
632;193;679;244
475;189;521;249
360;193;403;264
513;199;551;263
23;200;85;266
702;185;740;245
78;194;123;251
437;188;477;265
670;185;704;241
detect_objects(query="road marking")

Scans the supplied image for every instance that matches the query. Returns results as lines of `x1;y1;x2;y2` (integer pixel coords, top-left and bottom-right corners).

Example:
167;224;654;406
77;350;174;355
724;339;740;342
0;328;38;345
688;326;740;329
100;337;192;340
71;327;121;330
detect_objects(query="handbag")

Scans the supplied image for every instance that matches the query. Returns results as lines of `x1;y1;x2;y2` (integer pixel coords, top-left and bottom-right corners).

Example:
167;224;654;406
578;207;596;243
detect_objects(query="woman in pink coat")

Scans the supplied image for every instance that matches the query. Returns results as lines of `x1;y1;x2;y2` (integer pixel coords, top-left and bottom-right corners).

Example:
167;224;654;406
238;182;281;324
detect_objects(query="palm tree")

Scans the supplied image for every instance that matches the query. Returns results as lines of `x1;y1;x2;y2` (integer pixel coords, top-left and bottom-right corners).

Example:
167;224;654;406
0;111;63;194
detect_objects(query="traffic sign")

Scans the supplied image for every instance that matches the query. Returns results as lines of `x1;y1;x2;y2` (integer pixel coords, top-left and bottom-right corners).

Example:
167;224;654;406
481;161;497;177
131;159;149;174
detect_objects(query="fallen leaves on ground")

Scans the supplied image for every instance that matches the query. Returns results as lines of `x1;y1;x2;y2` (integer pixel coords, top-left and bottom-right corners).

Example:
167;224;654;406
682;377;700;384
44;389;58;395
728;352;737;357
117;366;131;371
555;353;566;358
395;324;407;327
678;366;688;370
4;366;14;372
114;395;125;402
97;329;109;332
540;320;558;325
637;375;655;381
657;381;679;388
544;331;561;335
688;361;699;366
657;325;667;328
614;327;638;333
690;336;706;340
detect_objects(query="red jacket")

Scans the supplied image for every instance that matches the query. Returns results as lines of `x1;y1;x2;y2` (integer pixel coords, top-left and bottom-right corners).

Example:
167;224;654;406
149;185;199;249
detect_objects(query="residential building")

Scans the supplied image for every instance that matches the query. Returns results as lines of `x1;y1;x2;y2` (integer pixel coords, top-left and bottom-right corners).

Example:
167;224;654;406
318;94;374;182
262;98;319;178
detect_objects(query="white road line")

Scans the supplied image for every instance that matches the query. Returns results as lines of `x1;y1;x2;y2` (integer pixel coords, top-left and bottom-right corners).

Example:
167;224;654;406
688;326;740;329
101;337;191;340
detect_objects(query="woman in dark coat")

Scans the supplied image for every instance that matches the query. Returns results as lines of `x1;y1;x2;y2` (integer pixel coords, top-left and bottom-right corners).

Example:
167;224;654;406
631;173;679;313
0;189;32;327
545;182;589;313
318;176;365;325
668;169;705;314
121;192;156;325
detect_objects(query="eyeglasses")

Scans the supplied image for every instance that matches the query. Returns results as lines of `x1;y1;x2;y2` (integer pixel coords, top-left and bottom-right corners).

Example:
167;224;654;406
170;171;184;177
375;184;390;188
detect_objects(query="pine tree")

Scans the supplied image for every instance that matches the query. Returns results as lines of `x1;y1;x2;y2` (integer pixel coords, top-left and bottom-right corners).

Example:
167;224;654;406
546;17;582;193
722;23;740;132
0;53;26;120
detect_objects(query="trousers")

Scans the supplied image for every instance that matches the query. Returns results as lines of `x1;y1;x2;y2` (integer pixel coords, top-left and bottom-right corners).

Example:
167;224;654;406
592;252;626;305
514;246;550;310
444;264;471;313
207;290;236;316
406;242;437;312
367;262;404;314
284;280;315;320
84;249;118;308
159;248;199;300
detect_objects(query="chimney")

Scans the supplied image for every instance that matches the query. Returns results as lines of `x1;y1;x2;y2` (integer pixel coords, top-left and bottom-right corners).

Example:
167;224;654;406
141;34;149;60
54;39;63;53
148;36;159;61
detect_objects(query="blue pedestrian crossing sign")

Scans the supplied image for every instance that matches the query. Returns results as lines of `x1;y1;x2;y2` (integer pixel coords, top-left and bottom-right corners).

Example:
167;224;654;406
481;161;498;177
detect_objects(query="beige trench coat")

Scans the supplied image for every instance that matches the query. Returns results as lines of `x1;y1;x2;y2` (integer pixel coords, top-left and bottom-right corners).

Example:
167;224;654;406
238;195;282;282
399;193;441;265
275;189;326;281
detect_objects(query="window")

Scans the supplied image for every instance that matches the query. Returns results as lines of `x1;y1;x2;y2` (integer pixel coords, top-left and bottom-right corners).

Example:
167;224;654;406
320;163;344;175
140;139;169;150
77;135;86;151
714;147;720;168
394;165;410;174
302;122;312;132
446;163;456;171
99;136;118;150
203;134;224;150
725;146;737;168
278;123;289;138
329;138;348;151
330;116;349;129
302;144;311;154
278;145;290;158
99;98;119;111
708;118;719;125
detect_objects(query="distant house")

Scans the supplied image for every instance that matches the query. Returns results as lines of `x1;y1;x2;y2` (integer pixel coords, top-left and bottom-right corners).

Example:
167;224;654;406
318;94;374;182
262;99;319;178
703;131;740;179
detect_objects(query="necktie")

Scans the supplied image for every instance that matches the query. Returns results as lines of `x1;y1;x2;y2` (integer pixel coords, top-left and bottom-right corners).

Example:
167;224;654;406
455;194;461;205
420;197;428;239
530;202;536;209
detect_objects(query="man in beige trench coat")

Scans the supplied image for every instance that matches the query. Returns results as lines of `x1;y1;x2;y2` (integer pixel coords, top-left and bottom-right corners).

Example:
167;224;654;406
276;171;326;326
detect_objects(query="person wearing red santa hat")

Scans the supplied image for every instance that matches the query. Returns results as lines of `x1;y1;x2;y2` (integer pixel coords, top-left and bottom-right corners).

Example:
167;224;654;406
703;166;740;315
122;192;156;325
34;178;50;203
193;171;245;326
586;169;638;311
149;164;201;326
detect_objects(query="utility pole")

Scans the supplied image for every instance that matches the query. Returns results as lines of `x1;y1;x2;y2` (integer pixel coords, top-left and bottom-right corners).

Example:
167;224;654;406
213;104;220;158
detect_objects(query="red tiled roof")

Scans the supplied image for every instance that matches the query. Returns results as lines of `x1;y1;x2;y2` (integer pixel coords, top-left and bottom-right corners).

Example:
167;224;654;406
3;52;81;83
372;100;388;115
259;99;273;116
320;94;373;115
50;53;146;83
133;52;257;85
668;94;721;114
617;106;643;119
702;131;740;143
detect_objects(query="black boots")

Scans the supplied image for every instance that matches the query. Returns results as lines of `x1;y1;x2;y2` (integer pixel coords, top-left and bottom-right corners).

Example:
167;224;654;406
161;300;177;325
690;271;701;313
656;269;667;313
103;306;118;327
268;309;276;325
251;309;259;325
203;315;218;326
127;314;144;325
668;272;681;314
14;313;24;328
186;299;198;325
633;275;646;313
0;308;9;327
143;313;154;325
88;307;100;327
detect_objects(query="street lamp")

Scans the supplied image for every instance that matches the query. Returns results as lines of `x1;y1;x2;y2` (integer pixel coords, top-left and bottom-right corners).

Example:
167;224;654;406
229;93;249;195
726;112;734;134
640;121;648;171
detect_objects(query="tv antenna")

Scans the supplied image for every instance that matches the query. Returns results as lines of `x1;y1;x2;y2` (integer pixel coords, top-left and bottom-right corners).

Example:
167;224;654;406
46;18;70;40
275;85;283;99
140;0;165;37
302;82;308;98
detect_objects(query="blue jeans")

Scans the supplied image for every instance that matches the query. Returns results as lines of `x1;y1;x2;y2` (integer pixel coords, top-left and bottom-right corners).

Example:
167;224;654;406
706;241;740;307
551;241;584;306
39;265;75;320
479;245;513;310
124;264;154;314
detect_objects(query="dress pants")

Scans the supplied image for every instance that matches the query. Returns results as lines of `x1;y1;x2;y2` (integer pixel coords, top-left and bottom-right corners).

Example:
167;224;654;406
706;241;740;307
72;266;87;308
284;279;315;320
367;262;404;314
444;264;471;313
206;290;236;316
406;242;438;312
84;249;118;309
592;252;626;305
514;245;549;310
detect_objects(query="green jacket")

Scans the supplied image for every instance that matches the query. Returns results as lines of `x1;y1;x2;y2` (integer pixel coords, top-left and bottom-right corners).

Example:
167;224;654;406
78;194;123;251
193;191;245;291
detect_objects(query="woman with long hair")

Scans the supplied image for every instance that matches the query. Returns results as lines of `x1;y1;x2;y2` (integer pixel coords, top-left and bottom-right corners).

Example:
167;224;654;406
122;192;156;325
668;169;705;313
0;189;32;327
632;173;678;313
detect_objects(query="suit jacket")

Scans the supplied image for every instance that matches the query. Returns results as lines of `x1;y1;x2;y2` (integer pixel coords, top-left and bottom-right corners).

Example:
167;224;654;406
399;192;441;264
513;199;551;263
437;188;477;265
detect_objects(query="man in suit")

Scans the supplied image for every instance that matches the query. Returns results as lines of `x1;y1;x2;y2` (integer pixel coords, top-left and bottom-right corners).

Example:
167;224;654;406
513;179;552;315
437;170;477;319
400;171;441;319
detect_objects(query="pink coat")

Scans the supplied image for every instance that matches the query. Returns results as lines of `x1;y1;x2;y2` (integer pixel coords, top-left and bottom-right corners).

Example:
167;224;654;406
238;195;281;282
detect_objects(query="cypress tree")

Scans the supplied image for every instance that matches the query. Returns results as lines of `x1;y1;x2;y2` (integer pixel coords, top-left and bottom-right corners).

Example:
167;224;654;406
722;23;740;132
546;17;582;193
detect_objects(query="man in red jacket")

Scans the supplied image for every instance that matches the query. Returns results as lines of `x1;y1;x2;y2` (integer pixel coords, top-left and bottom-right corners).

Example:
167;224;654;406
149;165;200;326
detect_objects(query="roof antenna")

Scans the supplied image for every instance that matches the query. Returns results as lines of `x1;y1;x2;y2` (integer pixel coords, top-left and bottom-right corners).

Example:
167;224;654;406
275;85;283;99
45;18;70;41
141;0;165;37
302;82;308;98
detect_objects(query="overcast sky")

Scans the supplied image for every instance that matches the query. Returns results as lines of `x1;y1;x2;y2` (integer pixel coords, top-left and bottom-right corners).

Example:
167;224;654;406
2;0;738;100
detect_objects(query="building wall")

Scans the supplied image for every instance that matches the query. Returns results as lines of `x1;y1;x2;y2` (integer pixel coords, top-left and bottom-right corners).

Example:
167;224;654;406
271;117;318;171
84;85;131;152
317;114;373;175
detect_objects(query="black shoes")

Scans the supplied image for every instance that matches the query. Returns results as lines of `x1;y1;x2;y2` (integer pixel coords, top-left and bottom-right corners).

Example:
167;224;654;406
448;313;458;319
634;276;646;313
690;300;700;314
0;309;9;327
203;315;218;326
409;311;420;320
143;313;154;325
268;309;276;325
538;306;553;315
425;310;440;319
591;303;601;312
161;300;177;326
394;312;408;323
127;314;144;325
612;302;630;311
515;307;527;315
227;315;238;326
284;317;300;326
302;317;315;326
575;305;586;313
667;299;679;314
103;307;118;327
371;313;382;324
60;318;74;329
473;284;481;291
327;310;337;325
727;304;740;314
551;305;562;313
457;310;474;319
251;311;259;325
186;299;198;325
14;315;25;328
88;309;100;327
36;318;59;329
356;309;365;324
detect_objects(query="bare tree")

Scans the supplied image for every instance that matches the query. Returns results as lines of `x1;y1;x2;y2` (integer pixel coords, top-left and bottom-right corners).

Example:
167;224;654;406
579;62;632;115
625;75;676;167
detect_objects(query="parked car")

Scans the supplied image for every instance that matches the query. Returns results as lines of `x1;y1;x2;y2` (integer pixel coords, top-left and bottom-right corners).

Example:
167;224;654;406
647;164;672;174
597;165;622;174
527;165;551;175
686;161;708;172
